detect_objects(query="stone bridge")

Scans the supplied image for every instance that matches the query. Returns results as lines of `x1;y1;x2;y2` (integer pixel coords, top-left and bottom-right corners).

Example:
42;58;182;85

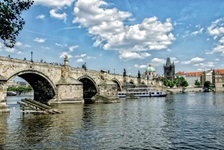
0;55;163;103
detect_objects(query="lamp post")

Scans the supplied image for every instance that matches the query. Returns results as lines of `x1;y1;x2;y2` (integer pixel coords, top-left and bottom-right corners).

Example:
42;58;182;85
31;51;33;62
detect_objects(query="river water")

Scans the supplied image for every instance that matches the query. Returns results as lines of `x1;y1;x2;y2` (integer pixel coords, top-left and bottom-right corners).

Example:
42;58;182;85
1;92;224;150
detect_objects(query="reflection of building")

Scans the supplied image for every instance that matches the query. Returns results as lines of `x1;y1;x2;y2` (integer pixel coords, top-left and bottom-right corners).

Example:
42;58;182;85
212;69;224;91
144;64;156;80
164;57;175;81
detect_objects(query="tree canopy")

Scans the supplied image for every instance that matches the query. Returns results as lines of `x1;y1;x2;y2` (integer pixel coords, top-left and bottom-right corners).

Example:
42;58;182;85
163;78;175;88
7;85;33;95
204;81;211;89
0;0;33;48
195;80;201;86
173;76;189;87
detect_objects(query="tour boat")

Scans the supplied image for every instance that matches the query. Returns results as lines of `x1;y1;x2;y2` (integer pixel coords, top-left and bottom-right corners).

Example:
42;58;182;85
117;88;167;98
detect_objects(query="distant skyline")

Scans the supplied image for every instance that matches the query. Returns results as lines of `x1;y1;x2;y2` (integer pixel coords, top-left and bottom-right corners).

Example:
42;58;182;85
1;0;224;76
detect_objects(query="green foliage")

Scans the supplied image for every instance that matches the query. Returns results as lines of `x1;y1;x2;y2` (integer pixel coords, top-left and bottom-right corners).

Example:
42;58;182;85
7;85;33;95
204;81;211;89
0;0;33;48
174;76;189;87
163;78;174;88
195;80;201;86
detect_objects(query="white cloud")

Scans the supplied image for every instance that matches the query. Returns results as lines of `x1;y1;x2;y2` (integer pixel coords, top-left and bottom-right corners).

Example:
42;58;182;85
14;41;31;49
59;52;72;58
151;58;166;66
87;56;96;59
73;0;175;59
50;9;67;22
77;58;85;63
215;58;220;61
219;37;224;43
207;18;224;56
74;53;96;62
205;50;214;55
212;45;224;55
24;44;31;48
34;0;74;7
119;52;151;60
34;38;46;43
75;54;87;58
0;42;20;54
193;62;215;70
15;42;23;47
134;64;147;69
36;14;45;20
170;57;179;64
191;27;204;36
207;18;224;37
55;43;64;47
69;45;79;52
181;57;204;64
191;57;204;62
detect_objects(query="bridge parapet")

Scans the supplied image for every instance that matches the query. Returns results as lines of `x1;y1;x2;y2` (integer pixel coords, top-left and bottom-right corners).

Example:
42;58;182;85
0;56;164;104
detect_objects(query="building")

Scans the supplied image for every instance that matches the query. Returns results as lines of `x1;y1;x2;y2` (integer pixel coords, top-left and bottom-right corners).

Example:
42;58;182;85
164;57;175;81
212;69;224;91
144;64;156;80
176;71;203;87
201;70;213;86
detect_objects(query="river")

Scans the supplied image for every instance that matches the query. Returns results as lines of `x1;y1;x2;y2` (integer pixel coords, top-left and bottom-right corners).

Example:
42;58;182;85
1;92;224;149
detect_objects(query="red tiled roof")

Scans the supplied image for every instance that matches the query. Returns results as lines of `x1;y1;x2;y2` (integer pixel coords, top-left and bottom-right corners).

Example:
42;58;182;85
185;72;203;76
176;71;203;76
214;69;224;75
176;71;185;75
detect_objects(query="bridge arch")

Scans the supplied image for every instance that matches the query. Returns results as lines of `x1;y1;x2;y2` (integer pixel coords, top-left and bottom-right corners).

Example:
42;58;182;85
111;78;122;91
78;75;98;103
129;79;136;88
8;70;56;103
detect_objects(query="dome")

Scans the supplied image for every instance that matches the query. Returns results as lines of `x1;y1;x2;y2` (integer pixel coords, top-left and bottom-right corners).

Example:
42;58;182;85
145;64;156;73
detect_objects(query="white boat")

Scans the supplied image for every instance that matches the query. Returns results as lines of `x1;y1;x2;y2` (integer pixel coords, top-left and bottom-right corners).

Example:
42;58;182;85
117;88;167;98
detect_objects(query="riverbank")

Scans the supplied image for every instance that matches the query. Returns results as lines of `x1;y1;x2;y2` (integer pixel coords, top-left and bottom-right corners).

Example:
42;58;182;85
0;102;10;113
167;87;203;94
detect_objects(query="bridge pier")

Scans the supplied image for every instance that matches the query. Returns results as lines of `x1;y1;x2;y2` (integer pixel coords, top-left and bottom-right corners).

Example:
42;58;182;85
54;76;84;103
0;77;7;103
92;79;119;103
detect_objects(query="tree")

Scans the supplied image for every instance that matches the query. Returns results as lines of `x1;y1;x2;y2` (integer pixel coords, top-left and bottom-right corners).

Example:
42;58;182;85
0;0;33;48
204;81;211;89
7;85;33;95
174;76;189;87
163;78;174;88
195;80;201;86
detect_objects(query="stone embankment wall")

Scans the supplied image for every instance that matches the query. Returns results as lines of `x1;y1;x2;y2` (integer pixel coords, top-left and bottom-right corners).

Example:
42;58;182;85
167;87;203;93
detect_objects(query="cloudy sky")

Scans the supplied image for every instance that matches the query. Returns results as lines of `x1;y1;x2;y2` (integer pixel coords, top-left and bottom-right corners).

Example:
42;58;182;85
1;0;224;76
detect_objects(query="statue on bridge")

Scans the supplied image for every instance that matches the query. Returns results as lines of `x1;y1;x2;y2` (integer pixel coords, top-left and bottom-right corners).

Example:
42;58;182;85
123;68;126;76
64;54;69;66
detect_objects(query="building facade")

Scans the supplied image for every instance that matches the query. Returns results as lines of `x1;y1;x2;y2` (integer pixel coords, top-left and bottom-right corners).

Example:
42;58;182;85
175;71;203;87
164;57;175;81
144;64;156;80
212;69;224;91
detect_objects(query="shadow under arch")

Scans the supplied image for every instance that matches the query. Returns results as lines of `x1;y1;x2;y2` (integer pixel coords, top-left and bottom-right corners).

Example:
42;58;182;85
8;70;56;103
78;75;98;104
129;79;136;88
111;78;122;91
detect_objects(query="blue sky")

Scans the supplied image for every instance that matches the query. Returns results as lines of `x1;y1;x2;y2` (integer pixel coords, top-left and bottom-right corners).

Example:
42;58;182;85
1;0;224;76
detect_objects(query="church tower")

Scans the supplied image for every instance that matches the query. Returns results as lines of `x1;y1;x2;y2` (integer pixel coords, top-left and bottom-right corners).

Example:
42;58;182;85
164;57;175;81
